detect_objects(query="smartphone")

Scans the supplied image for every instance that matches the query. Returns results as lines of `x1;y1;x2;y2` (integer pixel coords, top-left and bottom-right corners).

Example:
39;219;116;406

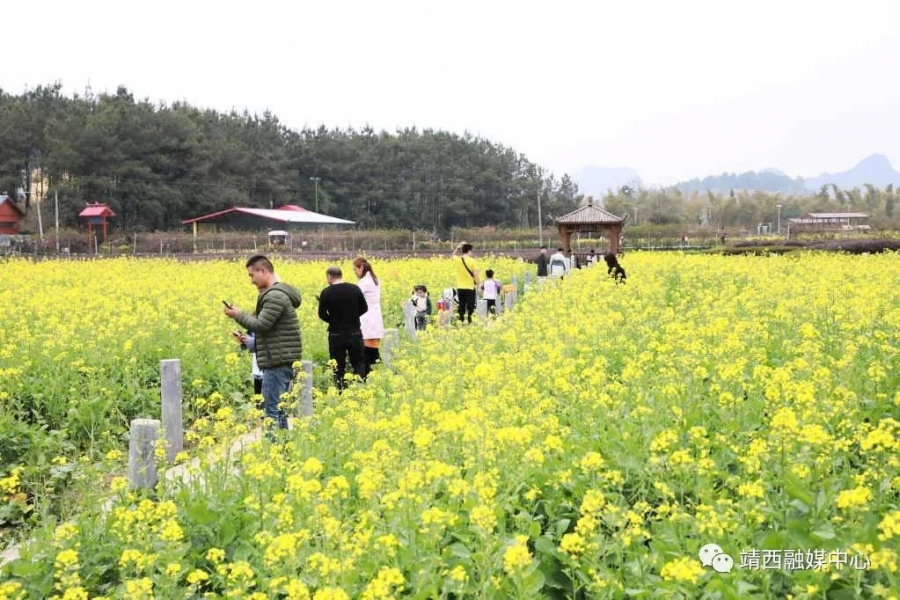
222;300;232;309
232;331;241;337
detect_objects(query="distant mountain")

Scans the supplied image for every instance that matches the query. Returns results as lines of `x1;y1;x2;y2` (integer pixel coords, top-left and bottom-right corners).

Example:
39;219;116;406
677;170;807;194
572;165;642;198
804;154;900;190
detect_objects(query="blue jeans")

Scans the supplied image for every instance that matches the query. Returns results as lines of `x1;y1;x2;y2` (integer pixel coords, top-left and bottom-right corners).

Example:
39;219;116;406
261;365;294;429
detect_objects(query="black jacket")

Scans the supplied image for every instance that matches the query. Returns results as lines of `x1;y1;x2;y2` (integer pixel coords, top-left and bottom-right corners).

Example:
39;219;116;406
318;282;368;333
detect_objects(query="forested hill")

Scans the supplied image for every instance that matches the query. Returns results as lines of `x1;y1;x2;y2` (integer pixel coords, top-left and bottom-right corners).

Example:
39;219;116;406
0;84;581;231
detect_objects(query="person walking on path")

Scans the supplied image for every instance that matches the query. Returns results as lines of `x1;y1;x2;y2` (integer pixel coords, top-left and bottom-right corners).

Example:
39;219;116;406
353;257;384;377
453;242;480;324
480;269;502;316
549;247;570;279
318;265;368;390
536;245;549;279
224;255;302;429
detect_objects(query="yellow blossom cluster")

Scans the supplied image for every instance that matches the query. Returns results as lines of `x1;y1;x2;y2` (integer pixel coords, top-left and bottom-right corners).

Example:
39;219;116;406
2;252;900;596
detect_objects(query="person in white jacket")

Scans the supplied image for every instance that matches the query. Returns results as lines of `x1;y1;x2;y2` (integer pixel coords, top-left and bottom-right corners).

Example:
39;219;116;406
353;257;385;376
549;248;570;279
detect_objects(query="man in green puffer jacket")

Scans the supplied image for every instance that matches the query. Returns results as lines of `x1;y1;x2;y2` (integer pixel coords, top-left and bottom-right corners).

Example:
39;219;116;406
224;255;302;429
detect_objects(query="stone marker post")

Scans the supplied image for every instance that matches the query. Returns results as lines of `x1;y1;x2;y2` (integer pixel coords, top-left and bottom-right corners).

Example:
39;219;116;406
129;419;161;489
160;359;183;463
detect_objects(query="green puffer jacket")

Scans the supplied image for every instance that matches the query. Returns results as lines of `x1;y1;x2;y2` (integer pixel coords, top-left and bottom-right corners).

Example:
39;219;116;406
234;283;302;369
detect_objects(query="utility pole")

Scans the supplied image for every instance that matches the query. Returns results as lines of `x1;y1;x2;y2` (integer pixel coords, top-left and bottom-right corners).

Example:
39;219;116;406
54;188;60;253
776;204;783;236
536;181;543;246
36;197;44;241
310;177;321;213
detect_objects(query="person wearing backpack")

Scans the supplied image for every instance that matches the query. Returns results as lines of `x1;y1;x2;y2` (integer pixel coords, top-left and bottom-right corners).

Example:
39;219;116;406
453;242;480;323
549;247;570;279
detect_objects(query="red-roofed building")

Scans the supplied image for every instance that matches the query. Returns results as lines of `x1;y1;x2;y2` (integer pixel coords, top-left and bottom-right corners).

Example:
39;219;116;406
0;195;25;234
182;204;352;227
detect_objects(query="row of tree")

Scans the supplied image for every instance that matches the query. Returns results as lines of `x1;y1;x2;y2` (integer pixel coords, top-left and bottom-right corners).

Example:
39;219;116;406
0;84;582;232
600;183;898;230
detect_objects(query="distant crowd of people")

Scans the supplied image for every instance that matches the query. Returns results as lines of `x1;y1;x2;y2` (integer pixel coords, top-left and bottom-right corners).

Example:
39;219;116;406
223;245;625;429
536;245;626;282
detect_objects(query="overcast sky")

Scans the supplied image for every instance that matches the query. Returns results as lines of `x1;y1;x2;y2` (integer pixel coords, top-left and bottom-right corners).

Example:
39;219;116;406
4;0;899;185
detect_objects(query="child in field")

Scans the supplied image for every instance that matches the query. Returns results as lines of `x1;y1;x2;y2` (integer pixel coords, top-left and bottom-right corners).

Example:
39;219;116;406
480;269;502;315
409;285;432;330
233;330;263;395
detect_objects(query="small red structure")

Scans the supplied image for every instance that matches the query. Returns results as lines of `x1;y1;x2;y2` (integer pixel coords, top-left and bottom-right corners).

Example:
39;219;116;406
0;195;25;234
78;202;116;247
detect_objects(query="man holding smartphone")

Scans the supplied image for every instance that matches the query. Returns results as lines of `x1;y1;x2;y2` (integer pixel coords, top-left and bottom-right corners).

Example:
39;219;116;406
224;255;302;429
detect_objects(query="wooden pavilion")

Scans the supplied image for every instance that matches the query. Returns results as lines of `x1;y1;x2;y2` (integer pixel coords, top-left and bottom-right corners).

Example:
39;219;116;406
78;203;116;246
555;201;627;254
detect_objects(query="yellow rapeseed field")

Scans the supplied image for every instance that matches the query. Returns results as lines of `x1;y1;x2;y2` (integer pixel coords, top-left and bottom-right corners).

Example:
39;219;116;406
1;252;899;599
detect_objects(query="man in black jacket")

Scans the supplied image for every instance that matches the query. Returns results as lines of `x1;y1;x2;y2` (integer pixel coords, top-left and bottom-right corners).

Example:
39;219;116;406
318;266;368;390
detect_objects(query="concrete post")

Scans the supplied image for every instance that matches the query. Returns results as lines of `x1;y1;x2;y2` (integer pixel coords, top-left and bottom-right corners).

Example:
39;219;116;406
299;360;314;417
129;419;160;489
382;328;400;368
402;302;418;340
160;359;183;463
504;291;517;312
476;298;488;321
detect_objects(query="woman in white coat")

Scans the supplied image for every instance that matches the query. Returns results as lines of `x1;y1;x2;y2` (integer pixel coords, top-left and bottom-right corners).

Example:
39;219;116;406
353;257;385;376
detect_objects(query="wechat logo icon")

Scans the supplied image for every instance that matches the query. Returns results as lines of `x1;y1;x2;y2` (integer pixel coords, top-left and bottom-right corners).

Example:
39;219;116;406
699;543;734;574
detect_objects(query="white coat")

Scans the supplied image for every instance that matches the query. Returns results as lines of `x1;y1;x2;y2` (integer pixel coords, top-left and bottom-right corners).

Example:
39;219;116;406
357;272;385;340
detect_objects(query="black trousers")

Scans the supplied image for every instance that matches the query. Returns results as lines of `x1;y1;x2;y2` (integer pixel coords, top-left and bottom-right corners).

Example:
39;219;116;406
486;298;497;315
457;288;476;323
363;346;380;377
329;331;365;390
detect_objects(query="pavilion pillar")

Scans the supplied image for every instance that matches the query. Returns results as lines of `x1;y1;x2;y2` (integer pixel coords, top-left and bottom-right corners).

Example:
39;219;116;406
610;225;621;254
558;225;572;253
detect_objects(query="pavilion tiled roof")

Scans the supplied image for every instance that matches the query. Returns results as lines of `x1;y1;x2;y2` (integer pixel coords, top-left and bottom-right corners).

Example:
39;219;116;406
554;203;625;224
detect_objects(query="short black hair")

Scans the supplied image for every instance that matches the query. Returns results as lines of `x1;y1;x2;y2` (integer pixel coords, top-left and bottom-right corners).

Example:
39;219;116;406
414;284;428;293
326;266;342;278
540;245;548;250
246;255;274;272
485;269;494;278
557;247;564;252
460;243;473;254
